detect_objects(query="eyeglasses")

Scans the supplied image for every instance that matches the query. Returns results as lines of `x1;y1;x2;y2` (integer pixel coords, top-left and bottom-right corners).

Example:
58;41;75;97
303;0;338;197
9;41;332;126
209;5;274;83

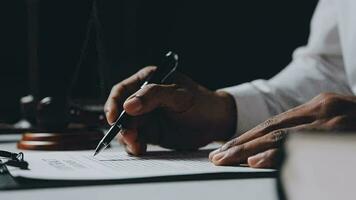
0;150;29;169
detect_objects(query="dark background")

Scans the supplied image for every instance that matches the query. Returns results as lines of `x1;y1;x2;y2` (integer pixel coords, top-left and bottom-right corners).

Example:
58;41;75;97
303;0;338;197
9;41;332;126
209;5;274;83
0;0;318;122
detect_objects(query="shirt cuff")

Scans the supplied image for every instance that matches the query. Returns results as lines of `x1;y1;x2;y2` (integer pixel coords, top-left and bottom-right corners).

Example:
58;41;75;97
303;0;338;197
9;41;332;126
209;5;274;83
218;82;272;137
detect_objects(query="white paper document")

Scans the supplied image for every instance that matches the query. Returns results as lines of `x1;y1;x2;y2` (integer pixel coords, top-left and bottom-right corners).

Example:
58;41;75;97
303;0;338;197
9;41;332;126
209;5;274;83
9;149;273;181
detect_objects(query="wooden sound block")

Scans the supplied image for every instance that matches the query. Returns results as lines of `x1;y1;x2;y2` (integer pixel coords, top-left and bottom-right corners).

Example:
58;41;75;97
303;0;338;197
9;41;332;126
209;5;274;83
17;129;105;151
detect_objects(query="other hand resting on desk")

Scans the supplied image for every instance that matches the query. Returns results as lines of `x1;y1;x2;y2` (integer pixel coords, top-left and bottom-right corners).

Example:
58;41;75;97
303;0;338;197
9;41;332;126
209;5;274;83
209;93;356;168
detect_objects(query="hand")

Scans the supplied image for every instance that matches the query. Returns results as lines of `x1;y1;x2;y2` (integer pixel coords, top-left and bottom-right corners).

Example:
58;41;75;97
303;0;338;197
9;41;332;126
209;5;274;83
104;66;237;155
209;93;356;168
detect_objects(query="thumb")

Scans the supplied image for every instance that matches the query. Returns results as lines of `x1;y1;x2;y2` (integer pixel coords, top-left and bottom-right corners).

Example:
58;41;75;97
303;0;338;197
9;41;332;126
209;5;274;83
123;83;194;116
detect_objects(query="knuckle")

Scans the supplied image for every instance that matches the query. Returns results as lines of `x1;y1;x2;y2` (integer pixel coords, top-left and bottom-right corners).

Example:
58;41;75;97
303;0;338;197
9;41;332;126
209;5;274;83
324;95;339;107
270;130;288;146
111;84;125;95
316;92;334;100
264;118;276;127
319;93;341;108
230;137;240;147
111;84;120;92
258;118;278;130
316;93;348;116
221;138;239;151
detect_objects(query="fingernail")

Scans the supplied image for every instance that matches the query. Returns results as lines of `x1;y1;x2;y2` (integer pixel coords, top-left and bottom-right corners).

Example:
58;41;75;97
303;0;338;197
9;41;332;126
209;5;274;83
212;152;226;163
124;97;142;113
126;144;133;154
209;148;222;160
248;152;265;166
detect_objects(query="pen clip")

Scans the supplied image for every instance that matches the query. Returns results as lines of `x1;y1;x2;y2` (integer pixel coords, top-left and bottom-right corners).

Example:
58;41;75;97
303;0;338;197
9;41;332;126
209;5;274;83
160;52;179;83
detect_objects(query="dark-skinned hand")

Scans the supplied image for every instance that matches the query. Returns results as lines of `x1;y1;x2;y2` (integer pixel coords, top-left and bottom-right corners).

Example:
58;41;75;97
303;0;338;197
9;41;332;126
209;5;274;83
104;66;236;155
209;93;356;168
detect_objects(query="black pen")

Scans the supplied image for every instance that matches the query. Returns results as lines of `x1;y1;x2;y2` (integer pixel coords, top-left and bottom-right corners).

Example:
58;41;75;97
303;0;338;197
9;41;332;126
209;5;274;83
93;51;179;156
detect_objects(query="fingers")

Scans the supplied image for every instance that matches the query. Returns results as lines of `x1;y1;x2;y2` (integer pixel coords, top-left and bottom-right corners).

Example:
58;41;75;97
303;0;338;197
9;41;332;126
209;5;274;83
104;66;157;124
247;149;280;168
222;105;315;151
208;94;356;168
123;83;194;116
209;121;318;167
117;129;147;155
209;129;289;166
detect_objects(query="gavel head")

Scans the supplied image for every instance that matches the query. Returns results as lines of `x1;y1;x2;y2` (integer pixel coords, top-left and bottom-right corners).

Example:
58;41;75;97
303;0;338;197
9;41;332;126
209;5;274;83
36;97;69;131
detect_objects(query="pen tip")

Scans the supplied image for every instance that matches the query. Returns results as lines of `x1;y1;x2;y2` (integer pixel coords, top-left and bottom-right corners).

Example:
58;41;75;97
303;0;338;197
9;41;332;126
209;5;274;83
93;142;108;157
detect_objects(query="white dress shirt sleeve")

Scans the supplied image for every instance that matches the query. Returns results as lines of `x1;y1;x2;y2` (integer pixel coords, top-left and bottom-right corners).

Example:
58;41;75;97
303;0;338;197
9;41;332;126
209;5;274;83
220;0;353;137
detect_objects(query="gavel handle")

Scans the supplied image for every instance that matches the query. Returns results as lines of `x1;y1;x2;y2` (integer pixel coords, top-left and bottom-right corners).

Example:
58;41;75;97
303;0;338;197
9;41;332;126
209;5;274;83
26;0;40;97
